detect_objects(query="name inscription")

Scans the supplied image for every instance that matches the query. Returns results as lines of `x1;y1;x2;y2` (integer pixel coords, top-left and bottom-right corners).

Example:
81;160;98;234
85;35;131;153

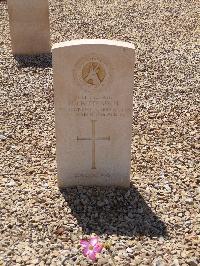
65;95;130;117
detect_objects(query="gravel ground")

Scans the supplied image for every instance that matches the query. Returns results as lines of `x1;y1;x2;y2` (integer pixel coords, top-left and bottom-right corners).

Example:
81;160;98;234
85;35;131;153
0;0;199;265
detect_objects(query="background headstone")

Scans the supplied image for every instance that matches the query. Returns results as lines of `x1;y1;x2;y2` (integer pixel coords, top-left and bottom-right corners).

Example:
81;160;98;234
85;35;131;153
52;39;135;188
7;0;51;55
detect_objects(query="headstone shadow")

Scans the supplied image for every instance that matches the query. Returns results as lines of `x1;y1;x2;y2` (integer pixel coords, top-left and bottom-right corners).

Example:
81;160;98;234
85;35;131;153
14;53;52;68
61;183;167;237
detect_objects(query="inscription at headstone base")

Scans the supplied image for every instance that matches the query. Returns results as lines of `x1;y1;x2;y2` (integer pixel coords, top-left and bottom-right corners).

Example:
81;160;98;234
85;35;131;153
7;0;51;55
52;39;135;187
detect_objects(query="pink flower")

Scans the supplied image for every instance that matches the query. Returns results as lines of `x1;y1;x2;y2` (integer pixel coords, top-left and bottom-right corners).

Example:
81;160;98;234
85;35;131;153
80;236;103;261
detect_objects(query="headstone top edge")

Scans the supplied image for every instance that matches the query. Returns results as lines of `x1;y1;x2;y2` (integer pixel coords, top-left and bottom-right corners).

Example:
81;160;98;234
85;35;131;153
52;39;135;51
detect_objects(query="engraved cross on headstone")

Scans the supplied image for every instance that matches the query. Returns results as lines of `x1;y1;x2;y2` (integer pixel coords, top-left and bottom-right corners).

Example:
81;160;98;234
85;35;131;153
77;120;110;169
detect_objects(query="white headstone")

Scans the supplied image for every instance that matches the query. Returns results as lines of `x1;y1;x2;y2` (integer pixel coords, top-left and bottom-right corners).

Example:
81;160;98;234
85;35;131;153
7;0;51;55
52;39;135;188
